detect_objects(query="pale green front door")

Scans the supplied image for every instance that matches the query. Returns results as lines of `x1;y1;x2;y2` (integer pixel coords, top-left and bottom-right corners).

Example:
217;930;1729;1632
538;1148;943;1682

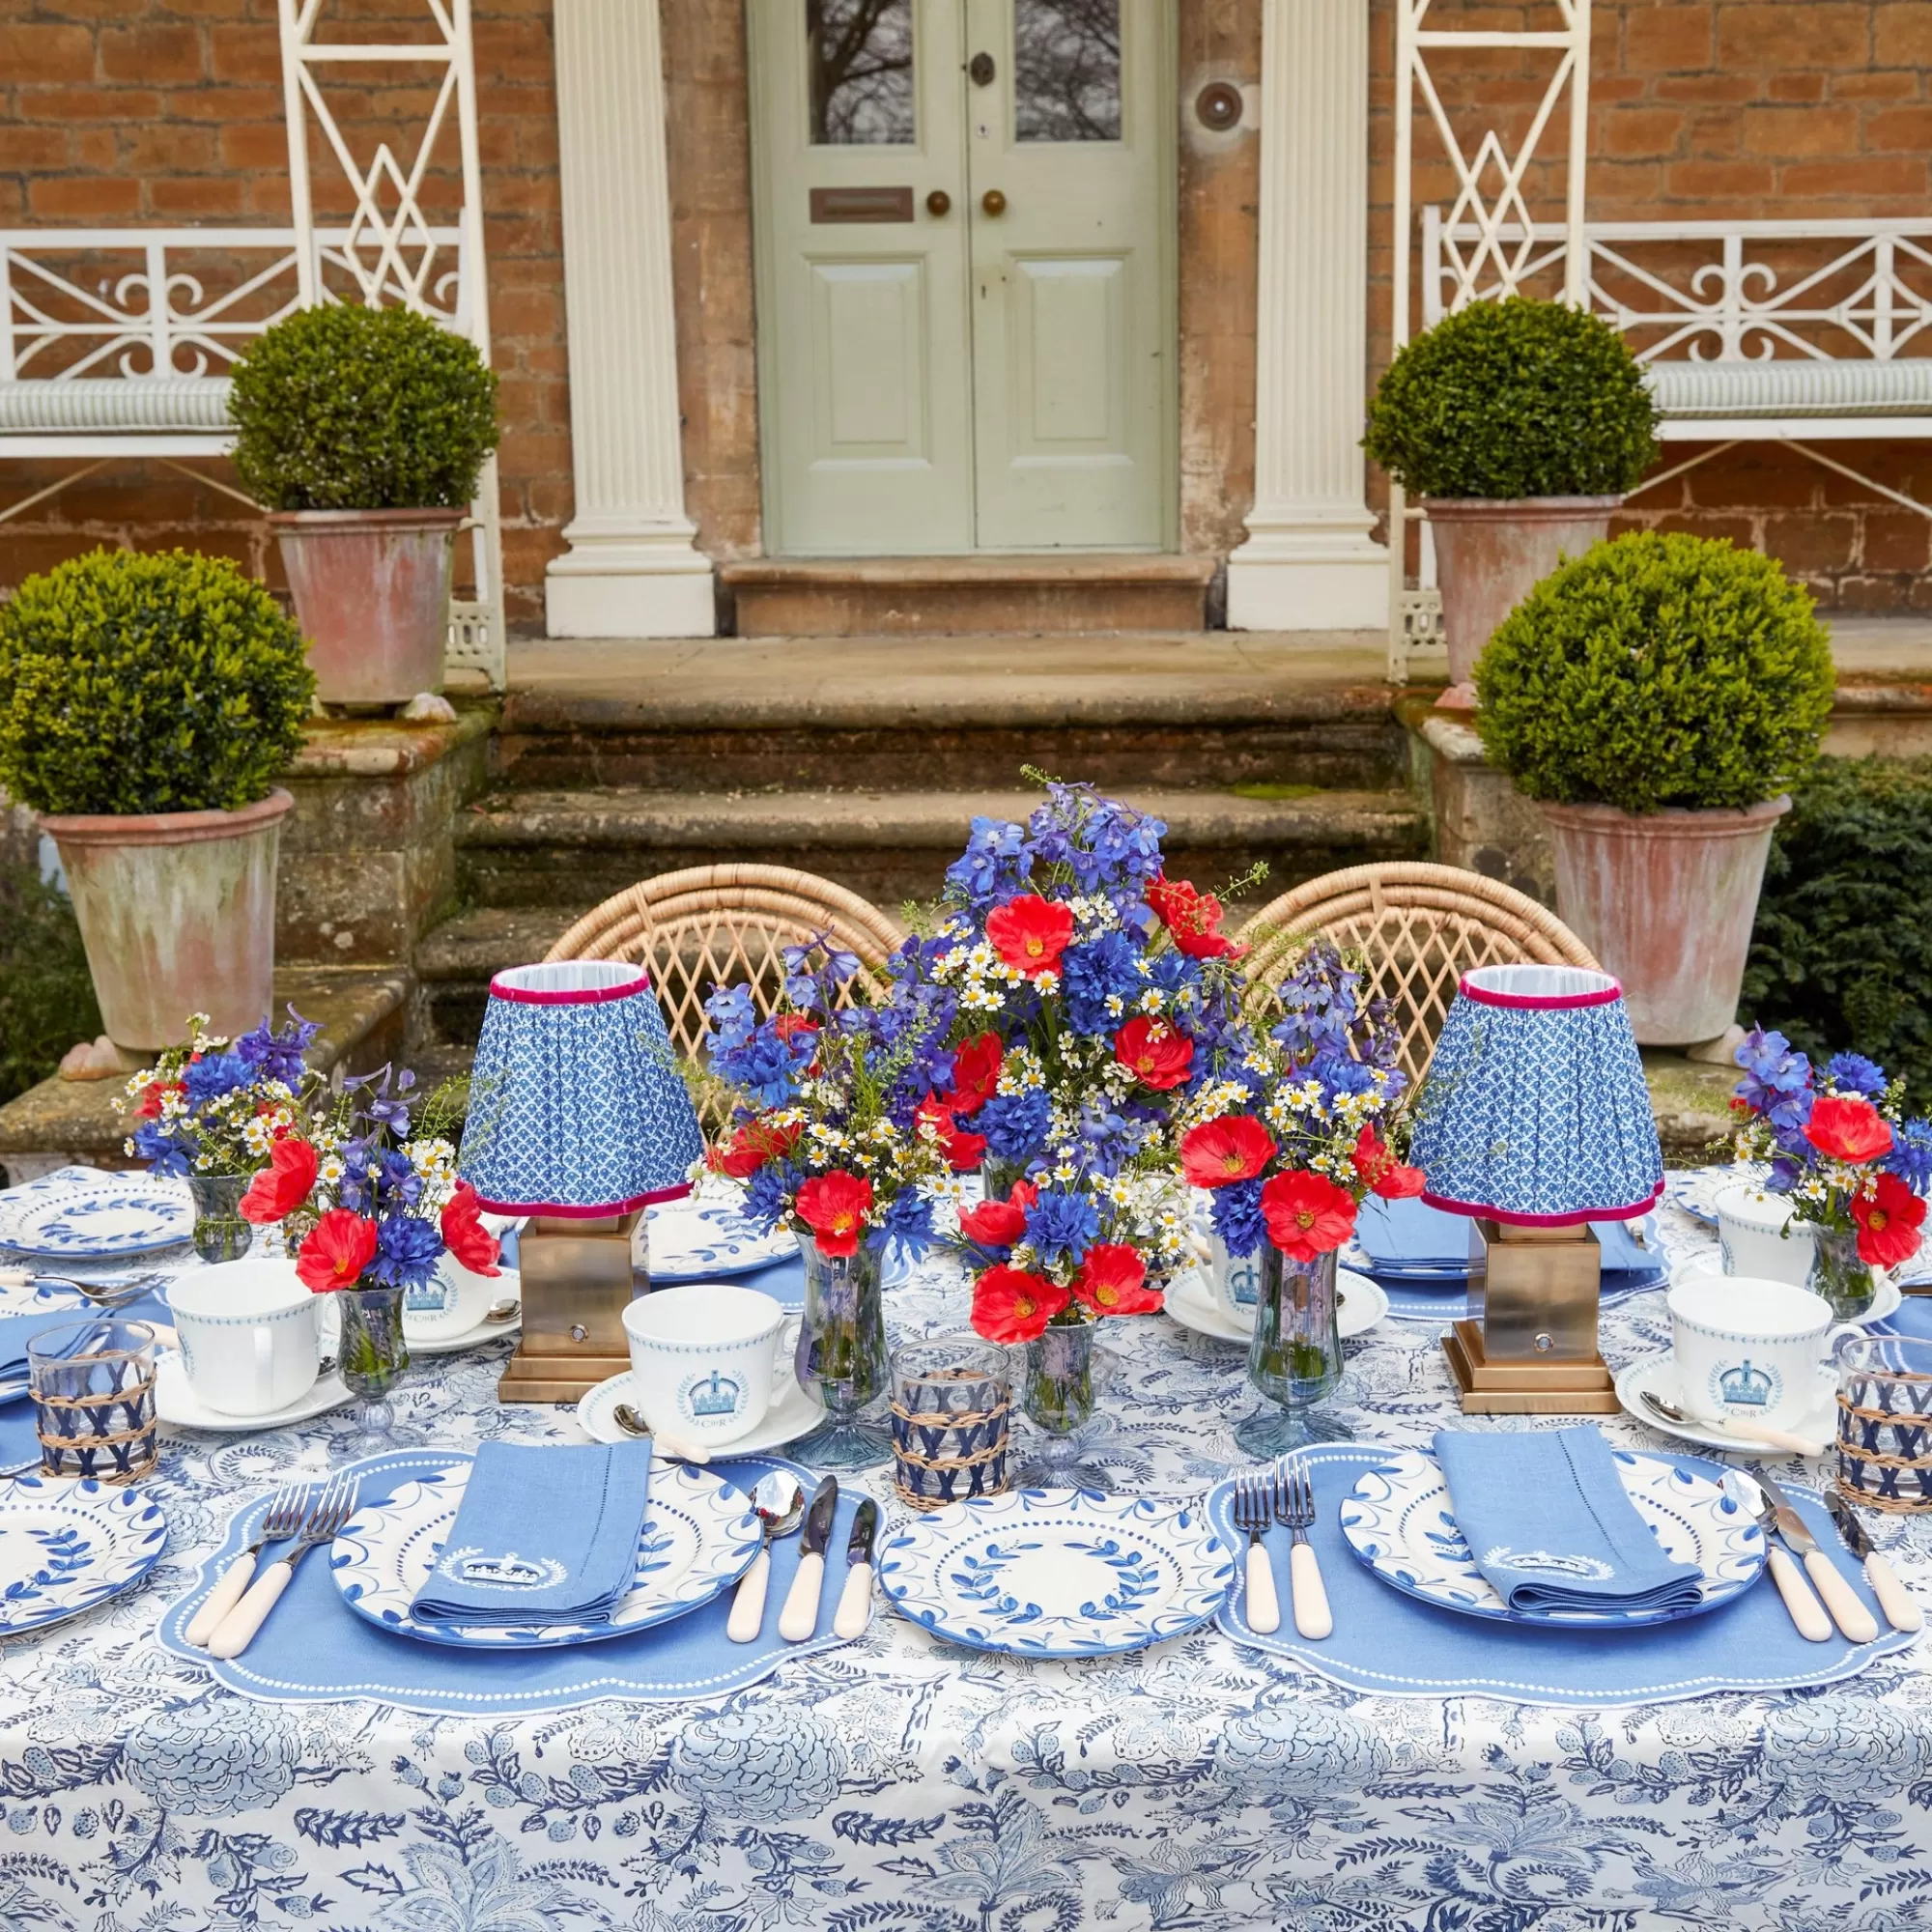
750;0;1175;555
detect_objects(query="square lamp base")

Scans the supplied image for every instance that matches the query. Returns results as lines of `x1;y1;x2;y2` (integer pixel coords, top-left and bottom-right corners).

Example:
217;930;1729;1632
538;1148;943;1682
497;1208;644;1406
1442;1320;1620;1415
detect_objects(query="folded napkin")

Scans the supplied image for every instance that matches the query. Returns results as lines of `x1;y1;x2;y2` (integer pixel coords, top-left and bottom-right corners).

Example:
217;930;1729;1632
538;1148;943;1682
409;1441;654;1627
1433;1425;1706;1616
1358;1199;1656;1277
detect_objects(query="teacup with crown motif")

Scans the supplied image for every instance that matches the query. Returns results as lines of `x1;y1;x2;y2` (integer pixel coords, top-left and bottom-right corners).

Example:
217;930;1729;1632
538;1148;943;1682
621;1283;801;1447
1666;1274;1861;1432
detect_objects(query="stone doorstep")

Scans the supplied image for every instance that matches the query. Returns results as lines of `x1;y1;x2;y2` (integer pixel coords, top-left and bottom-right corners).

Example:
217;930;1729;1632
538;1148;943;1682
0;964;410;1182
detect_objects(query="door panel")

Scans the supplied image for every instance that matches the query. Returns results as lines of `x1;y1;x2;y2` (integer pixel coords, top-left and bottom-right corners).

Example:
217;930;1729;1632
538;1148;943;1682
810;259;927;456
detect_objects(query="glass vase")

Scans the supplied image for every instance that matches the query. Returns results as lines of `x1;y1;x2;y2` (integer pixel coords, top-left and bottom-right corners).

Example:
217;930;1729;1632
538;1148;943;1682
1012;1319;1117;1492
1236;1243;1350;1458
980;1157;1026;1202
1809;1222;1876;1321
790;1236;892;1467
334;1285;422;1463
187;1173;254;1265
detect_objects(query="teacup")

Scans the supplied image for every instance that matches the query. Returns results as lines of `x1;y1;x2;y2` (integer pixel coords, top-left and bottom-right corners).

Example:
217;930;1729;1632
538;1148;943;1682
621;1284;799;1447
1667;1273;1860;1431
1715;1183;1816;1287
1208;1229;1264;1326
404;1252;507;1340
167;1260;321;1417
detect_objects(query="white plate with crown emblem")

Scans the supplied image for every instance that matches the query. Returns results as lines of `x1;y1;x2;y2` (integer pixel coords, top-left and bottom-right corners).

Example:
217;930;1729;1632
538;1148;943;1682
1163;1264;1387;1345
576;1368;824;1456
328;1452;761;1648
0;1473;169;1638
1339;1447;1766;1628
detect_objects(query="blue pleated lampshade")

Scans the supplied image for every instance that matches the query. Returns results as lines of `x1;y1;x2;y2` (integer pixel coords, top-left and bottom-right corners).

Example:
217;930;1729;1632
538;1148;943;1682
460;961;704;1217
1409;964;1663;1225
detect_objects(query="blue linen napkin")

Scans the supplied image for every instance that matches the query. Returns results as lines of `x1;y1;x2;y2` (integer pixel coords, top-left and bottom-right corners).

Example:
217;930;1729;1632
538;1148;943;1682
1432;1425;1706;1615
409;1441;654;1626
1358;1199;1658;1278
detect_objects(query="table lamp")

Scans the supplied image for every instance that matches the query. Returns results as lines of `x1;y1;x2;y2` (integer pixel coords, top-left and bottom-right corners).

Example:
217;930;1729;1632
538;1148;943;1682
461;960;705;1403
1408;964;1663;1413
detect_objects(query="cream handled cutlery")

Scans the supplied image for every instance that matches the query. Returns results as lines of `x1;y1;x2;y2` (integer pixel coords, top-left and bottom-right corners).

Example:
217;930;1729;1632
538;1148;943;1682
1277;1461;1333;1640
208;1475;359;1660
185;1482;310;1649
777;1477;838;1642
1755;1471;1880;1643
1725;1470;1830;1640
725;1471;804;1644
1232;1471;1280;1634
1828;1491;1922;1634
833;1497;878;1638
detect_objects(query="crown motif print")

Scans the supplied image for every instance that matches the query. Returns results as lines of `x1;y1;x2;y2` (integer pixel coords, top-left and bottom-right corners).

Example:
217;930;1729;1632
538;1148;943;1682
1719;1359;1775;1408
688;1370;742;1418
438;1548;567;1590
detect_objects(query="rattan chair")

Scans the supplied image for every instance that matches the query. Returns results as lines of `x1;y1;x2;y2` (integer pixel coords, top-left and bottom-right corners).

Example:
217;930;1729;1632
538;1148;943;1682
1238;861;1601;1083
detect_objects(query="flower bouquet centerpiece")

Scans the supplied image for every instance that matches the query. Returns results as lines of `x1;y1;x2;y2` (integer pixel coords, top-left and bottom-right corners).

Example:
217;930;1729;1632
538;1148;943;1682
1730;1028;1931;1317
118;1009;322;1263
1178;939;1421;1455
234;1065;498;1458
703;939;957;1468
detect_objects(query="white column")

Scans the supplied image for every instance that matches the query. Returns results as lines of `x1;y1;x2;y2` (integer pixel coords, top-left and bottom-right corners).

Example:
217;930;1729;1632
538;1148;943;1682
545;0;714;639
1226;0;1388;633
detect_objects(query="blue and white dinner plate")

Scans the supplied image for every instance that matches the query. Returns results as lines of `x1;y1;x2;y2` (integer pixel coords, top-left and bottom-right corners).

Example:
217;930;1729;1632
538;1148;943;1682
877;1489;1235;1657
0;1176;193;1260
646;1193;794;1282
1339;1448;1766;1628
1668;1163;1771;1227
329;1452;761;1649
0;1473;168;1637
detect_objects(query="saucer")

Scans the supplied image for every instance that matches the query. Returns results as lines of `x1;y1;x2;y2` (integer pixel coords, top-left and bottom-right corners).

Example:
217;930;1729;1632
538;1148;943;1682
576;1369;824;1457
406;1308;522;1355
1615;1350;1835;1457
155;1354;351;1433
1163;1264;1387;1345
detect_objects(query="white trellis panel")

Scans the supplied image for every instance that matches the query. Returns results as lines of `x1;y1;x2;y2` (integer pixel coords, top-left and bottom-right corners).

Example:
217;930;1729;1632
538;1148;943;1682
279;0;504;692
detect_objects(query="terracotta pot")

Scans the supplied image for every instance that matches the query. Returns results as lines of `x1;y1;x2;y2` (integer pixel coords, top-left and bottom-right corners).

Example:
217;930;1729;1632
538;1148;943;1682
41;790;294;1053
269;506;462;706
1541;795;1791;1046
1427;496;1622;689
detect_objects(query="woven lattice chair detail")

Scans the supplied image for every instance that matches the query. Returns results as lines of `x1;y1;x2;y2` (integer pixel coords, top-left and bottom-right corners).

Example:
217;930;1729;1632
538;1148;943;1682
544;866;910;1129
1238;862;1601;1085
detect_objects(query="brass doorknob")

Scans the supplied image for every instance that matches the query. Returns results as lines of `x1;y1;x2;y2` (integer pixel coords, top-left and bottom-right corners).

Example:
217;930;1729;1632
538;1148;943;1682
981;188;1007;215
926;188;951;216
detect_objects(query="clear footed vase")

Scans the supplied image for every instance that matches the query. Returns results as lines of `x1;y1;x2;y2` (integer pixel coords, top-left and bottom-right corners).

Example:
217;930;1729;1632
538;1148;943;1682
1236;1244;1350;1458
1012;1319;1118;1492
1808;1222;1877;1321
790;1236;892;1468
334;1285;422;1463
187;1172;255;1265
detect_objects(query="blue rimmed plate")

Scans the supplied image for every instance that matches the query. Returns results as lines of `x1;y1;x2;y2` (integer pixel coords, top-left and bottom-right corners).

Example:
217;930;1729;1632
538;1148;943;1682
329;1452;761;1648
646;1194;794;1282
877;1489;1235;1657
1338;1447;1766;1628
0;1473;168;1636
0;1176;193;1260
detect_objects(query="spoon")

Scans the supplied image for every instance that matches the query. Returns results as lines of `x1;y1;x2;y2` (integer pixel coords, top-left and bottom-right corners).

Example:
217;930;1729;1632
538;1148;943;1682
726;1472;806;1644
481;1297;521;1324
1640;1388;1829;1459
611;1402;709;1464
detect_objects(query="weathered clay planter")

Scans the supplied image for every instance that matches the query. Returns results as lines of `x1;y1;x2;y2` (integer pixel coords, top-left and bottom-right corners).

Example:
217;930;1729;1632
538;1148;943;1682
1541;795;1791;1047
1427;496;1622;691
270;506;462;706
41;789;295;1052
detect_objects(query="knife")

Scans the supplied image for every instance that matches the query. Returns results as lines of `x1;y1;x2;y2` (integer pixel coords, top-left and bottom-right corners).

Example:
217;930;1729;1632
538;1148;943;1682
777;1477;838;1642
1756;1472;1880;1643
832;1497;878;1639
1827;1492;1922;1634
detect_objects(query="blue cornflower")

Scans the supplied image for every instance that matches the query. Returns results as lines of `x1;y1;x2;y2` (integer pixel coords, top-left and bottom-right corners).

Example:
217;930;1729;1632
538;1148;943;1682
183;1052;249;1108
1023;1186;1100;1264
741;1161;797;1234
979;1090;1050;1163
1733;1027;1813;1131
946;816;1033;904
368;1213;442;1292
1060;931;1142;1033
131;1121;190;1178
1824;1052;1889;1100
1888;1118;1932;1195
1211;1178;1268;1260
872;1188;935;1259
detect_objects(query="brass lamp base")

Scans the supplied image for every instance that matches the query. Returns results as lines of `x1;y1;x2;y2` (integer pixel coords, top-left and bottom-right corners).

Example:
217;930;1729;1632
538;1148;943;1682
1443;1320;1620;1414
498;1208;645;1406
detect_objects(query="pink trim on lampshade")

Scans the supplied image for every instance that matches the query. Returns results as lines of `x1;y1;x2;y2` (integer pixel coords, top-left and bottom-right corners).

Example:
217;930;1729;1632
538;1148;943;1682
487;965;653;1007
469;1178;694;1219
1457;970;1622;1012
1420;1175;1666;1228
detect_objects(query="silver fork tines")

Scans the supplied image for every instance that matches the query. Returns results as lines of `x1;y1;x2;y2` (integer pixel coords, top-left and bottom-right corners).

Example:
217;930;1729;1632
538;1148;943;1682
1272;1459;1334;1640
1232;1471;1281;1634
184;1480;312;1648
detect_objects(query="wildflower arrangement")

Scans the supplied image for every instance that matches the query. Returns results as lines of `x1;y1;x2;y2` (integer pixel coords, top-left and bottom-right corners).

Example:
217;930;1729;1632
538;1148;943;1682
118;1009;321;1178
1730;1027;1931;1270
1177;939;1421;1264
235;1065;499;1294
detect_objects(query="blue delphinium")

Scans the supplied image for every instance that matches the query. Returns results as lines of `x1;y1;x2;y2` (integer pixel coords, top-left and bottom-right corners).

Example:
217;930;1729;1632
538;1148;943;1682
1889;1118;1932;1194
236;1007;321;1087
131;1120;190;1178
946;815;1033;905
1733;1027;1814;1133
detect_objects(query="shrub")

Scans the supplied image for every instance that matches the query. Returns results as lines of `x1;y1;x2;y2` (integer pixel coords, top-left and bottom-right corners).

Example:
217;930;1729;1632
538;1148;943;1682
1362;297;1660;499
1473;531;1834;814
0;866;101;1107
228;303;499;511
1743;757;1932;1101
0;549;315;816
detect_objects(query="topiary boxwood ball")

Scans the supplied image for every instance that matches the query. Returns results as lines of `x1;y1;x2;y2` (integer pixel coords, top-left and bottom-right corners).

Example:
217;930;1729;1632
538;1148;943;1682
1472;531;1834;816
0;548;315;817
228;302;499;513
1363;297;1660;500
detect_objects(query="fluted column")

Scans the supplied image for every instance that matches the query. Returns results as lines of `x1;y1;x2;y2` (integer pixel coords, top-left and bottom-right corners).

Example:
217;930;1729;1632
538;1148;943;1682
545;0;714;639
1226;0;1387;632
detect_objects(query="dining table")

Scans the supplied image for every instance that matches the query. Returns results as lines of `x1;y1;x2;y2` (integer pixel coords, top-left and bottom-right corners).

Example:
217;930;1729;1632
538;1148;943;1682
1;1164;1928;1930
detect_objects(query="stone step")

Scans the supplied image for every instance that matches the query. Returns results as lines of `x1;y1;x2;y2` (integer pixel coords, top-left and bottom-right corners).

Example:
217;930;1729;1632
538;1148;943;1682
495;632;1417;792
413;904;591;1049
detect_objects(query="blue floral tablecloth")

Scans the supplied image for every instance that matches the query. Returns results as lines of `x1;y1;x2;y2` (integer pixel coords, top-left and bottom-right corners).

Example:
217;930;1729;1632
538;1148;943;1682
4;1177;1932;1929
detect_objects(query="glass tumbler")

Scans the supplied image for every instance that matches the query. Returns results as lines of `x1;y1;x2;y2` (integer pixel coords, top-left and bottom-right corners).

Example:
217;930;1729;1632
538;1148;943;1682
1836;1330;1932;1512
890;1336;1009;1509
28;1319;159;1482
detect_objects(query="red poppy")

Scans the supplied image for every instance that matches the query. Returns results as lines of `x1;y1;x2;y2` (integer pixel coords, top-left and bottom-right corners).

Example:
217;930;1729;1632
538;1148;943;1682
1351;1124;1427;1200
1804;1094;1894;1166
771;1013;819;1042
295;1208;380;1293
1853;1171;1927;1270
1260;1170;1358;1262
1070;1243;1164;1318
708;1118;803;1180
440;1180;502;1277
1179;1115;1277;1189
957;1195;1030;1248
947;1033;1004;1116
134;1078;183;1122
1146;874;1243;960
1114;1015;1195;1092
917;1094;988;1173
985;895;1075;979
970;1265;1071;1344
239;1135;320;1225
795;1171;873;1258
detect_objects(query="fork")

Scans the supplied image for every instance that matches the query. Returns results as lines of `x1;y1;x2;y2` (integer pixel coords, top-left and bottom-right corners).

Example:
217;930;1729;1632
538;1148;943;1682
1276;1462;1334;1640
1231;1471;1281;1633
185;1482;312;1648
208;1475;359;1660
